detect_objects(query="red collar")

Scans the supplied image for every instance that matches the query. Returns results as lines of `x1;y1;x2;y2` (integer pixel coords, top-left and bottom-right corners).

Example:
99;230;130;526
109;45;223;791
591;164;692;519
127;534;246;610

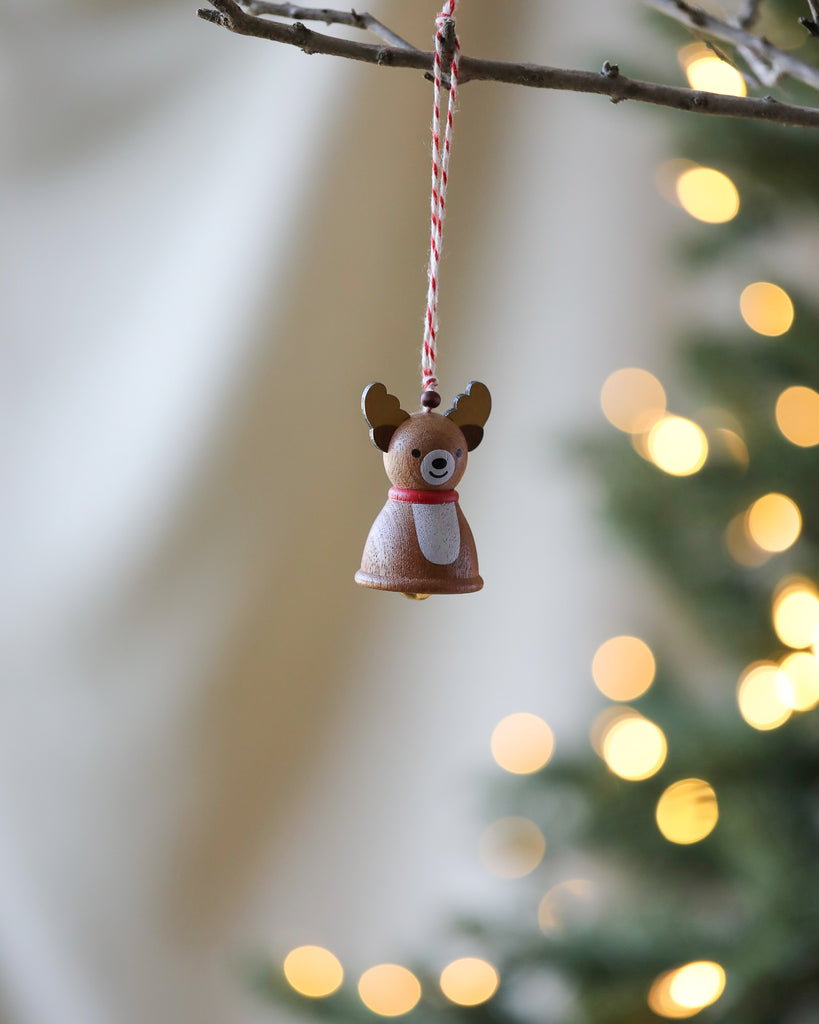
389;487;459;504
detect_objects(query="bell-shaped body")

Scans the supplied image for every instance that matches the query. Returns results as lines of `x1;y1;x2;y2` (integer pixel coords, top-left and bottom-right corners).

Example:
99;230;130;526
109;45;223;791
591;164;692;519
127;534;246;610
355;384;491;595
356;484;482;594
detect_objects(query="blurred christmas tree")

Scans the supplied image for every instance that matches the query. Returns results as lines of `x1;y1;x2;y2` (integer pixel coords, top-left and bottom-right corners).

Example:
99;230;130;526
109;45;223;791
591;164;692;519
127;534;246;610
252;2;819;1021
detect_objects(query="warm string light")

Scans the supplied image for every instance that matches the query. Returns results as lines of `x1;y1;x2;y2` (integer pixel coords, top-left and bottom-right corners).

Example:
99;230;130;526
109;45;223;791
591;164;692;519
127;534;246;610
439;958;499;1006
358;964;422;1016
772;578;819;649
590;706;640;757
713;426;749;468
726;492;802;567
647;416;708;476
538;879;594;934
479;816;546;878
724;512;771;567
678;43;747;97
592;635;656;700
588;637;667;779
777;651;819;712
653;101;800;592
282;949;499;1012
491;712;554;774
746;493;801;552
602;713;668;780
658;54;742;225
285;637;737;1015
776;386;819;447
737;661;792;730
740;281;794;336
736;581;819;729
676;166;740;223
648;961;727;1018
601;368;667;433
600;369;710;477
284;945;344;998
653;153;803;583
655;779;719;844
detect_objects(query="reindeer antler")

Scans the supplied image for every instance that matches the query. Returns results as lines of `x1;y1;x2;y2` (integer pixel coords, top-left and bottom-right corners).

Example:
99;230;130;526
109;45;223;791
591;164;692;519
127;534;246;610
362;382;410;452
446;381;491;450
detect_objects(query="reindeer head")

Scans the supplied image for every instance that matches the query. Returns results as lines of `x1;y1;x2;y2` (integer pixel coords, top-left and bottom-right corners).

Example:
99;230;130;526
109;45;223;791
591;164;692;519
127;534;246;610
361;382;491;490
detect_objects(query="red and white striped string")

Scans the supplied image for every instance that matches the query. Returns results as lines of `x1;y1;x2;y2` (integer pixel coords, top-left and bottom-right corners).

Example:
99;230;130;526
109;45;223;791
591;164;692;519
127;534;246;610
421;0;461;397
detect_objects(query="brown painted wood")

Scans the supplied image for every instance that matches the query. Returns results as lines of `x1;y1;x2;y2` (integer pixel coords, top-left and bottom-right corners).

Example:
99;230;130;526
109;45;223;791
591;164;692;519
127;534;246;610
355;383;491;596
361;382;410;452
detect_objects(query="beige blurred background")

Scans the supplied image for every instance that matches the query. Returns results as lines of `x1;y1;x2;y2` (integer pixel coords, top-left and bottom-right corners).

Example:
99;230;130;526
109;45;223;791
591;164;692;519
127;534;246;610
1;1;679;1021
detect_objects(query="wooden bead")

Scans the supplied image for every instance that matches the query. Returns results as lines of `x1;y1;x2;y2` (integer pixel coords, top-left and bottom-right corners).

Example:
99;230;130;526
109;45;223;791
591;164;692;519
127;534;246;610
356;382;492;596
420;390;442;409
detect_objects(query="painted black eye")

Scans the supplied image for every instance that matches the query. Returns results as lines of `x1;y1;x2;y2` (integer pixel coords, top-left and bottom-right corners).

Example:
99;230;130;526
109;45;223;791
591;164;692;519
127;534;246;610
411;448;421;458
455;448;463;458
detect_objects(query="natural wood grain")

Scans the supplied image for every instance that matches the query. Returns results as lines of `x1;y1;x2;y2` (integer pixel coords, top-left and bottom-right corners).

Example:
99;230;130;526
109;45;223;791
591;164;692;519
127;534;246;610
361;382;410;452
196;0;819;130
356;395;492;595
446;381;492;451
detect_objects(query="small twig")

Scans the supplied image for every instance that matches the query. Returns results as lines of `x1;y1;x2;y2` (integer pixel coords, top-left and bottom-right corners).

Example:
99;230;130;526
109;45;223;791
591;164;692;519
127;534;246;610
196;0;819;129
800;0;819;38
646;0;819;91
737;0;763;31
736;44;778;86
240;2;413;49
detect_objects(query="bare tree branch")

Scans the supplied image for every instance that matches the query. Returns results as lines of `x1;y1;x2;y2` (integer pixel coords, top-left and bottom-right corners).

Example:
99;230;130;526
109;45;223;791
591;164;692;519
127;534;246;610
196;0;819;129
646;0;819;91
800;0;819;38
241;2;413;49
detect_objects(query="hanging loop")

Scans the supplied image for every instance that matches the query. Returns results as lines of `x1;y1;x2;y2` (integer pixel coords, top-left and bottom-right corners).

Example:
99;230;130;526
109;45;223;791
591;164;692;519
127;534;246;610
421;0;461;402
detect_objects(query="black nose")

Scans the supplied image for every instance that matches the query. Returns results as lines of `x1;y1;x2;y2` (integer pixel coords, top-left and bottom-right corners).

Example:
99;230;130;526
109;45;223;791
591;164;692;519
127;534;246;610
432;457;448;470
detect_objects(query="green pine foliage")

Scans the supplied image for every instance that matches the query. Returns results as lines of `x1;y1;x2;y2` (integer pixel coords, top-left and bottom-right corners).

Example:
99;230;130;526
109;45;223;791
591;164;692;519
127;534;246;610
256;4;819;1021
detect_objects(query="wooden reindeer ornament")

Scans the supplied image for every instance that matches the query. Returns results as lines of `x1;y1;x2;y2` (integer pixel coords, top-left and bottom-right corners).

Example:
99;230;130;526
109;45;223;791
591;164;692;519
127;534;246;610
353;2;489;598
355;382;491;597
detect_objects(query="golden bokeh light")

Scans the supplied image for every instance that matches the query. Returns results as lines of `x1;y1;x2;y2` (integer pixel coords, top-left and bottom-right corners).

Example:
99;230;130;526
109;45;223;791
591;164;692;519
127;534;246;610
590;707;641;757
601;368;667;433
740;282;794;336
439;958;499;1006
283;946;344;998
649;961;726;1018
723;513;769;568
677;42;711;69
592;635;656;701
776;652;819;712
358;965;421;1017
746;493;801;553
490;713;554;774
602;715;667;780
686;55;747;96
670;962;726;1010
655;779;718;845
675;167;740;224
776;386;819;447
479;817;546;879
630;425;655;463
538;879;594;934
656;158;698;205
714;427;749;468
737;662;792;730
772;581;819;649
647;416;708;476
